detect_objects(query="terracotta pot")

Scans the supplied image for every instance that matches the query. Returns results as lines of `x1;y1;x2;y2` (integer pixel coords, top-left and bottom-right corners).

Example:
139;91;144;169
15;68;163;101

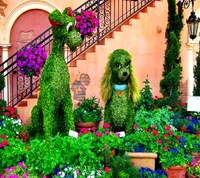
187;174;197;178
75;122;96;132
125;152;157;171
162;164;188;178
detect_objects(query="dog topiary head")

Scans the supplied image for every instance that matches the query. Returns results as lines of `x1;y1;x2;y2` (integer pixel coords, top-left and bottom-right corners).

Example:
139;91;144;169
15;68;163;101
101;49;140;103
49;7;83;51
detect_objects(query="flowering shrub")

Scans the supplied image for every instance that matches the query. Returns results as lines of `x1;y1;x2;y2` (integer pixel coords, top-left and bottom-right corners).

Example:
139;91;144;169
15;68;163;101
16;44;47;77
187;157;200;177
0;106;22;136
73;9;99;37
173;115;200;134
1;162;28;178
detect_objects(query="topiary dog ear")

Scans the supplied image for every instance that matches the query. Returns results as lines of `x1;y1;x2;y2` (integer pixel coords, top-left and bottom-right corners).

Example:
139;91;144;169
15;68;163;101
62;7;73;17
48;9;63;28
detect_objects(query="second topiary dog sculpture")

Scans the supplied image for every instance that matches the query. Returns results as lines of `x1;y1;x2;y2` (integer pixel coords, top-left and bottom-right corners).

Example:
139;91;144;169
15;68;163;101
31;7;84;138
101;49;140;134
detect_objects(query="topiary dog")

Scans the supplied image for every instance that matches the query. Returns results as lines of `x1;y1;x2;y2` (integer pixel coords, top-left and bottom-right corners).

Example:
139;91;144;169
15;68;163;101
31;7;84;138
100;49;140;134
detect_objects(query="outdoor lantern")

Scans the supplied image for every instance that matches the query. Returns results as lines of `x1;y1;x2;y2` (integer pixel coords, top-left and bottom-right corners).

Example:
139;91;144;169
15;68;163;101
177;0;200;40
186;11;200;40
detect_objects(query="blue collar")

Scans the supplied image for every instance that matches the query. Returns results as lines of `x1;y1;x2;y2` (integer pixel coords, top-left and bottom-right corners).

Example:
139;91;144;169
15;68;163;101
113;84;127;91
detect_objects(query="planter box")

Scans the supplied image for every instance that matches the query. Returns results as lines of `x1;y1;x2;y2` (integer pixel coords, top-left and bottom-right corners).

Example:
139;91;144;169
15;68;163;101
125;152;157;170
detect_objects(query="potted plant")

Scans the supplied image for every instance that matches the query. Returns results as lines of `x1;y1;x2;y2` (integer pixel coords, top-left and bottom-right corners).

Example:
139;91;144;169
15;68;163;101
73;9;99;38
16;44;47;77
123;129;159;170
187;157;200;178
73;96;103;132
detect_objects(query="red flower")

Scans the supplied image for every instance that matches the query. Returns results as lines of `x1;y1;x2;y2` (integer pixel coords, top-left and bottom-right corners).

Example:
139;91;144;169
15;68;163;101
163;146;168;151
165;140;169;143
103;123;110;129
133;124;138;129
182;102;185;107
152;130;159;136
0;134;7;139
131;162;135;166
169;131;174;136
104;167;110;173
94;132;102;137
0;140;9;147
4;112;9;116
164;134;168;137
77;102;81;106
176;135;181;140
81;128;88;134
151;126;156;129
157;139;162;144
91;126;96;132
166;125;171;131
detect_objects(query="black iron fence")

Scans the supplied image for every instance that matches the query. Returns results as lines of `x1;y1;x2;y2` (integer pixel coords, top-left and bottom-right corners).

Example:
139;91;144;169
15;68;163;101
0;0;155;106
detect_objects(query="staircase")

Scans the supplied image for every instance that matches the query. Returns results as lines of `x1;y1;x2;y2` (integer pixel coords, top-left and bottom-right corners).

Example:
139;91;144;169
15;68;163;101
2;0;163;124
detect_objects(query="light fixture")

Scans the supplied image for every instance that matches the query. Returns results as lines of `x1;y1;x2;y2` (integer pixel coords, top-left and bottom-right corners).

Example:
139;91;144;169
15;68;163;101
177;0;200;40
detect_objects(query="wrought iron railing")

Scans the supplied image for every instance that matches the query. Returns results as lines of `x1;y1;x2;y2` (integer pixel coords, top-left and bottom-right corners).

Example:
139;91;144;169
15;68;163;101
0;0;156;106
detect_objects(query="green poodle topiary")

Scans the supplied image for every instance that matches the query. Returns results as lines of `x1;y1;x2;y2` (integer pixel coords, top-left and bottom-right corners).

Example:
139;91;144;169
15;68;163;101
100;49;140;134
31;7;84;138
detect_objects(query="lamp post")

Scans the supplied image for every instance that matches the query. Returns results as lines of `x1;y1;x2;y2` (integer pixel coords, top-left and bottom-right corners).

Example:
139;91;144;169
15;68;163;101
177;0;200;40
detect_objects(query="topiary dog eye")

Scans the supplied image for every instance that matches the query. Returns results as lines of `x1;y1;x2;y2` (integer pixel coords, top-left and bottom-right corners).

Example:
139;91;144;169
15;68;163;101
126;63;129;68
66;22;73;32
116;63;121;69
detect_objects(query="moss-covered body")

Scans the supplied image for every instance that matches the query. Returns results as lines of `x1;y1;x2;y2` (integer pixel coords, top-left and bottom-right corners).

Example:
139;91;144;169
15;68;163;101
101;49;140;134
31;7;83;138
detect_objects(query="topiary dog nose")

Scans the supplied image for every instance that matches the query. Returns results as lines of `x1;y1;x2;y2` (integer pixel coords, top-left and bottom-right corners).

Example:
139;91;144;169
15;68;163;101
123;72;127;77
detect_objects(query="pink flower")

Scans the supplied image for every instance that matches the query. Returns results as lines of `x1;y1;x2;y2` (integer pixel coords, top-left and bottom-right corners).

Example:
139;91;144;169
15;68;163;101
94;132;102;137
157;139;162;144
103;123;110;129
151;126;156;129
81;128;88;134
104;167;110;172
164;134;168;137
18;162;26;169
115;133;120;137
105;130;110;135
76;170;80;175
176;135;181;140
4;166;16;173
189;116;192;120
104;144;107;150
133;124;138;129
91;126;96;132
166;125;171;131
131;162;135;166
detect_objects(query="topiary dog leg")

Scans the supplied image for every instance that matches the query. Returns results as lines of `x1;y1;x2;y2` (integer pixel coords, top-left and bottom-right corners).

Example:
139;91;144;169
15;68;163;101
63;91;75;132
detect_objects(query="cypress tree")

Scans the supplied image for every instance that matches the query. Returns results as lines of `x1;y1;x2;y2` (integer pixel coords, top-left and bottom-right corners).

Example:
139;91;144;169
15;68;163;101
193;52;200;96
159;0;183;107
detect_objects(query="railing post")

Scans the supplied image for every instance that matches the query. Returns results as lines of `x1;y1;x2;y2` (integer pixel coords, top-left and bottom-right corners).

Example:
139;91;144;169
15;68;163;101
97;0;100;44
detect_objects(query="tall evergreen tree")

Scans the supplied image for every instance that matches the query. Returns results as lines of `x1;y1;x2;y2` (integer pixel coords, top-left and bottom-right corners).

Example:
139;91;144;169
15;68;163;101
193;52;200;96
159;0;183;107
